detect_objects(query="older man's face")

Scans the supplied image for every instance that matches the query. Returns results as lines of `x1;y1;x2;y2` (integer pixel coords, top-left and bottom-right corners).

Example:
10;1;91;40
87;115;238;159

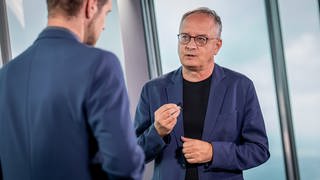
178;13;222;72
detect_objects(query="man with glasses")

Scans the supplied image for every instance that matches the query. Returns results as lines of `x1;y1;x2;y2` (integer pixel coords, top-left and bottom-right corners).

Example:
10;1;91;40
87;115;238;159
0;0;144;179
135;7;269;180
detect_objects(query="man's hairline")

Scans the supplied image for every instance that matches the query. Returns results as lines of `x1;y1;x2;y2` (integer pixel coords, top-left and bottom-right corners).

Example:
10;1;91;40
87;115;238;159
179;12;221;38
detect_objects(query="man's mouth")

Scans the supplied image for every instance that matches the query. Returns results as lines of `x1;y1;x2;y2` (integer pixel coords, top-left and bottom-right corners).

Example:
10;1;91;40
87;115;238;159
185;54;196;57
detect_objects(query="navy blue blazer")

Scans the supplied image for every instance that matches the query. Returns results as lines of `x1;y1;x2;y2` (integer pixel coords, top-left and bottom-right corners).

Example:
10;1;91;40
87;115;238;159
0;27;144;180
134;64;270;180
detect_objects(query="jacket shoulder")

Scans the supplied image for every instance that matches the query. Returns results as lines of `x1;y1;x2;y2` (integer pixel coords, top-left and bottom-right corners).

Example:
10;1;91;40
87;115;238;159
221;66;253;86
143;69;178;89
63;44;121;72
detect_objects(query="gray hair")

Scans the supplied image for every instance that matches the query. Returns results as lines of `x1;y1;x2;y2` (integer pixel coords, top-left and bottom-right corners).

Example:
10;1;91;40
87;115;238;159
179;7;222;38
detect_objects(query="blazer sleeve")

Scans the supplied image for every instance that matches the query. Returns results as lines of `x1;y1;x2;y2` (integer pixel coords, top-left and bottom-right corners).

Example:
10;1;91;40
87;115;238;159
206;81;270;171
134;85;167;163
85;52;144;180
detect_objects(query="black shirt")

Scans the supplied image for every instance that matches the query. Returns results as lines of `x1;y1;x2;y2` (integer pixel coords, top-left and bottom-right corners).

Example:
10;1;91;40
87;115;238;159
183;75;212;180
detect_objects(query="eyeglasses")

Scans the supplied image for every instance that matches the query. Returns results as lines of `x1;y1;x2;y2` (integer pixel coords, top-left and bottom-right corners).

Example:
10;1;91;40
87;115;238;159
177;33;218;47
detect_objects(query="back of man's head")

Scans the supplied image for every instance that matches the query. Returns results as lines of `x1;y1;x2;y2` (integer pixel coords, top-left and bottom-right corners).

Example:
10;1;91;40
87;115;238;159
47;0;108;17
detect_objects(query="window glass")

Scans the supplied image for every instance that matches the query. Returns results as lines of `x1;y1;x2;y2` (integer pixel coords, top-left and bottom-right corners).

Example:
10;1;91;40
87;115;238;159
154;1;285;179
0;45;2;68
0;44;3;68
95;0;126;70
278;0;320;179
6;0;47;58
5;0;125;69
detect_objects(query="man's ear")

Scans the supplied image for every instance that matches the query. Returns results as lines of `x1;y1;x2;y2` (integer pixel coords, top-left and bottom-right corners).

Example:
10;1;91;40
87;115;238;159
213;39;222;55
85;0;98;19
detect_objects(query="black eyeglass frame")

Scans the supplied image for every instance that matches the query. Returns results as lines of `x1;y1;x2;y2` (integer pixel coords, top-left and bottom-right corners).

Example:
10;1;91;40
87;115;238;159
177;33;219;47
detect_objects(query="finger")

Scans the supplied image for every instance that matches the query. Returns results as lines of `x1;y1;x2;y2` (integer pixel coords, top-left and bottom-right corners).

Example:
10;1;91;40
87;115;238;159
167;117;177;127
162;119;177;133
169;108;180;117
160;113;178;125
182;147;189;154
184;153;198;163
182;146;194;155
182;138;196;149
157;107;179;121
155;112;176;126
161;108;180;123
156;115;178;132
184;153;192;159
156;104;178;114
181;136;193;142
186;158;198;164
182;144;195;154
163;107;180;117
183;147;198;157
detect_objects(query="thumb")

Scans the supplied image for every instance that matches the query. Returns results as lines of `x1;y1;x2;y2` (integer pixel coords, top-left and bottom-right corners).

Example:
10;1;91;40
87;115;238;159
181;136;192;142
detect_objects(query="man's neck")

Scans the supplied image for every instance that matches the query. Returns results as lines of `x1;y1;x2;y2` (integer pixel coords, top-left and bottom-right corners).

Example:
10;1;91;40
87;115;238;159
47;16;84;42
182;63;214;82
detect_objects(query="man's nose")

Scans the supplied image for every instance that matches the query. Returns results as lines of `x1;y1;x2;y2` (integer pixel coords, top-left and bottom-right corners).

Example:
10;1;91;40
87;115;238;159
185;38;197;49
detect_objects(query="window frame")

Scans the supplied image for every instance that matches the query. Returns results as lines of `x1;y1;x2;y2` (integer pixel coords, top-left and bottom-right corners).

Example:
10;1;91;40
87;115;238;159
0;0;12;65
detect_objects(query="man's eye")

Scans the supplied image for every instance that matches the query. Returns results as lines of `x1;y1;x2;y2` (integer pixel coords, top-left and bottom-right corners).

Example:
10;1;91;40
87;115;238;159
196;36;207;42
181;35;189;39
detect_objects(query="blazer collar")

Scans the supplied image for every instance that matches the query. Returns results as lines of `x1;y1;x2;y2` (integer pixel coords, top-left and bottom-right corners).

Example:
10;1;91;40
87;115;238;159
35;26;81;43
165;67;183;145
169;64;226;85
202;64;228;141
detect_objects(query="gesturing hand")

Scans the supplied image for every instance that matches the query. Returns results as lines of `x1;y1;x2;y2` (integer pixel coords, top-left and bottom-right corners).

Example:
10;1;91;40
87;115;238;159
181;136;213;164
154;104;181;137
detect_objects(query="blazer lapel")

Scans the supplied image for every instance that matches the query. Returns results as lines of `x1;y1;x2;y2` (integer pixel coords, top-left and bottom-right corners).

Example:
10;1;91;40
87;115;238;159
165;68;184;146
202;64;227;142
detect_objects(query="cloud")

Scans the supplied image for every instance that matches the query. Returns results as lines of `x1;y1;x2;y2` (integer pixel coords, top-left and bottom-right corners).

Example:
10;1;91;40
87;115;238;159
285;33;320;93
284;33;320;139
7;0;25;28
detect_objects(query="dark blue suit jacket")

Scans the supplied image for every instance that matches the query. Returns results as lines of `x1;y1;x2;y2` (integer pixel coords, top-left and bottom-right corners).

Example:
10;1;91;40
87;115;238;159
134;64;270;180
0;27;144;180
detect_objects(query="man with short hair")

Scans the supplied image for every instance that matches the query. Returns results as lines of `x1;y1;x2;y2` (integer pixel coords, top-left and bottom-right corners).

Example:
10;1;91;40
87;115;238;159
135;7;269;180
0;0;144;179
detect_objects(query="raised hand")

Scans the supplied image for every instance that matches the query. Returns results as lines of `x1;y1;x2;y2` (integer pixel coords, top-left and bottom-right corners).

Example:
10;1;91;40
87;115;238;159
154;104;181;137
